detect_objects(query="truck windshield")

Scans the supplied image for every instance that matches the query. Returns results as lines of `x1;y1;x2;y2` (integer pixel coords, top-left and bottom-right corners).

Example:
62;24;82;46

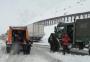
57;27;64;32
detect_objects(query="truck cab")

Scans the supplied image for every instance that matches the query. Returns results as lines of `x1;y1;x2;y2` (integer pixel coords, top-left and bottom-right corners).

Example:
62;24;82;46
54;18;90;54
54;22;74;44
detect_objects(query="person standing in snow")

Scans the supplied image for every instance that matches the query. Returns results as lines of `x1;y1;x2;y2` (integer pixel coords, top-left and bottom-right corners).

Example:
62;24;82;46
53;34;60;52
61;33;71;55
48;33;54;52
48;33;60;52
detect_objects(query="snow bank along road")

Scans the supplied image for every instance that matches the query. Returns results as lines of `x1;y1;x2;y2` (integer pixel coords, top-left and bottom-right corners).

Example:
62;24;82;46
0;43;61;62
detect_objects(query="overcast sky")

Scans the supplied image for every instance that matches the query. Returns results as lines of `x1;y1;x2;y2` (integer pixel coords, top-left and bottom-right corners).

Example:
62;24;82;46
0;0;64;34
0;0;89;34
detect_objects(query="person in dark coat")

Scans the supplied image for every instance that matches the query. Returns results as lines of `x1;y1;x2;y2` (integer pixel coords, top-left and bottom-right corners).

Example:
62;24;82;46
61;33;71;55
48;34;54;52
48;33;60;52
52;33;60;52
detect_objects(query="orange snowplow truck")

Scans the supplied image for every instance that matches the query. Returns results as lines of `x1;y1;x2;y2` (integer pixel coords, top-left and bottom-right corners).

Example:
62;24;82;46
6;26;32;54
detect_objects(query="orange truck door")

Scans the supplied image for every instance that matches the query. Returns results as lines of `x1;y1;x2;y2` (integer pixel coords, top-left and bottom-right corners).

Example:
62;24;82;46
26;29;29;40
7;29;12;44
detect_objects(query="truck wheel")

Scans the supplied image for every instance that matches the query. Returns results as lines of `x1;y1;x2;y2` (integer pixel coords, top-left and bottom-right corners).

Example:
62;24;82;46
6;47;11;53
23;46;25;54
27;46;31;54
25;45;29;54
89;49;90;55
26;45;31;54
23;44;27;55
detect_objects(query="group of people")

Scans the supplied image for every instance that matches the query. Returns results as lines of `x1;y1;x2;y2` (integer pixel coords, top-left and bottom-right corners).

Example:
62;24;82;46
48;33;71;55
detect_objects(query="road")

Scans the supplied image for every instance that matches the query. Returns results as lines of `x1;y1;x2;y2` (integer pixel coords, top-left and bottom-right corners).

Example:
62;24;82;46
2;44;61;62
0;41;88;62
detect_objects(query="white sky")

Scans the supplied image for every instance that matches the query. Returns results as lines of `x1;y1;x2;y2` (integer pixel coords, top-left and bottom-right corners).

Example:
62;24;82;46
0;0;63;34
0;0;90;34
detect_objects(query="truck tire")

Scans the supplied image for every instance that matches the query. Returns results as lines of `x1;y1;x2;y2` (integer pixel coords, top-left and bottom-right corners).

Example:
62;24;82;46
89;49;90;55
23;44;27;55
27;45;31;54
6;47;11;53
25;45;30;54
23;44;31;55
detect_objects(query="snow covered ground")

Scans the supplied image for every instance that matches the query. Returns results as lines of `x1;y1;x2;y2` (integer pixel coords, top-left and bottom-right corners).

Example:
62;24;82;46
0;39;90;62
48;52;90;62
0;40;9;62
0;40;59;62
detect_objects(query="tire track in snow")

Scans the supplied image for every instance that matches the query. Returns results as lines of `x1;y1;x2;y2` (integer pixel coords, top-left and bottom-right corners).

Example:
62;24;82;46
5;44;60;62
32;44;61;62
